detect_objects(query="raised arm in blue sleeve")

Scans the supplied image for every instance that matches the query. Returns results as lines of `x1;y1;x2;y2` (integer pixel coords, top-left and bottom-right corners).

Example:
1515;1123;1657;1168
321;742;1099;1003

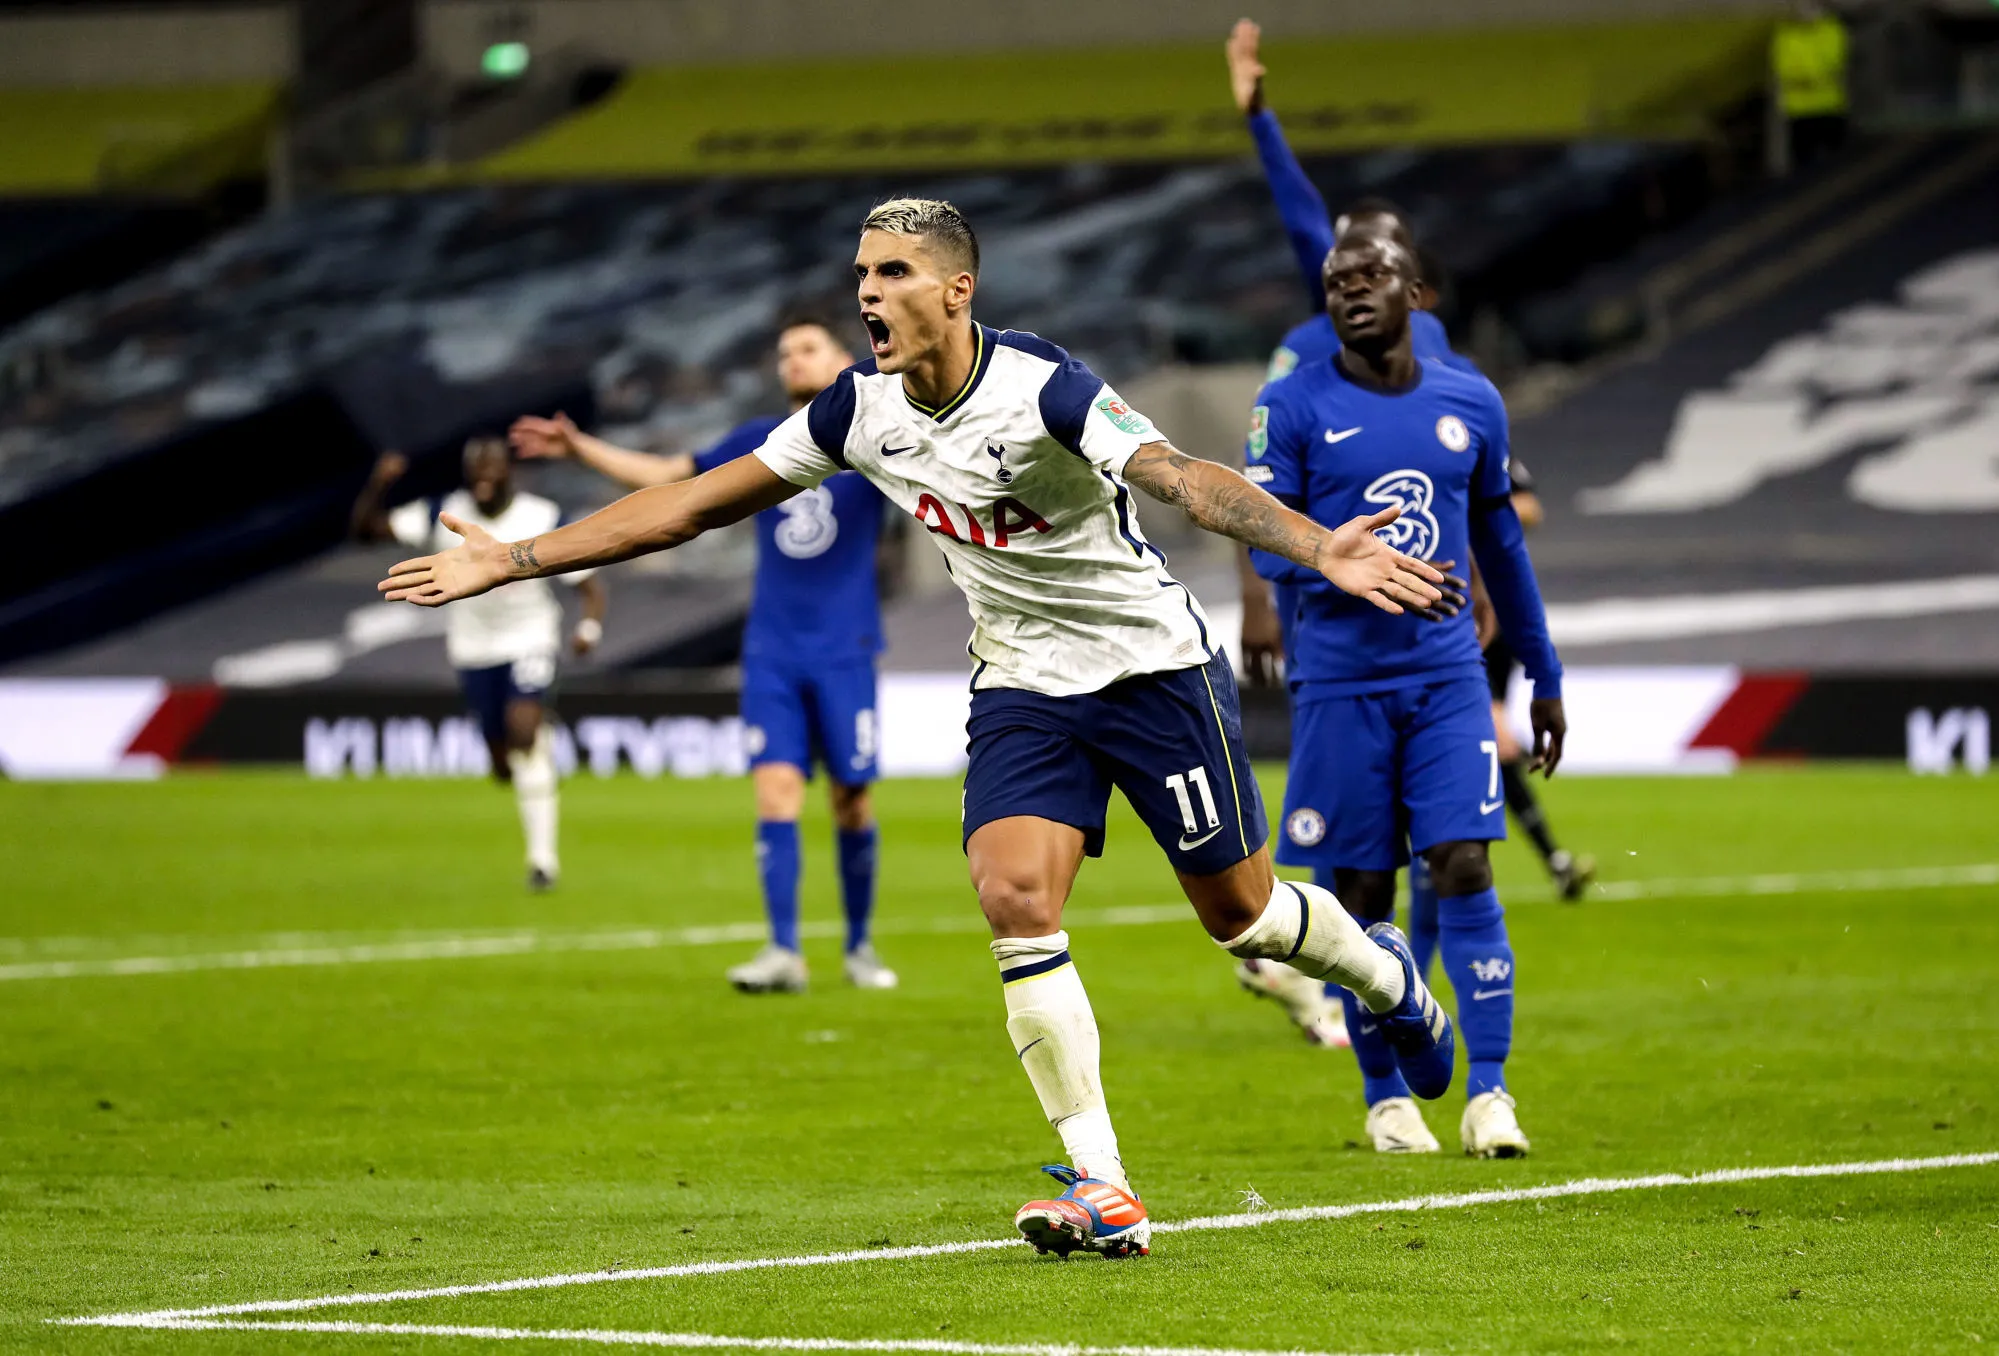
1247;109;1336;312
1471;500;1561;698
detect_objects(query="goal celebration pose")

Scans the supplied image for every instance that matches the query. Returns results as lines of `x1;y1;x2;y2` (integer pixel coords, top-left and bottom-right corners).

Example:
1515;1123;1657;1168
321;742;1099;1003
378;199;1460;1259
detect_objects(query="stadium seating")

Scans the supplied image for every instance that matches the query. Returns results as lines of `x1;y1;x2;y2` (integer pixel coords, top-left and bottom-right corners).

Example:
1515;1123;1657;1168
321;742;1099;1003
1512;131;1999;670
0;139;1692;664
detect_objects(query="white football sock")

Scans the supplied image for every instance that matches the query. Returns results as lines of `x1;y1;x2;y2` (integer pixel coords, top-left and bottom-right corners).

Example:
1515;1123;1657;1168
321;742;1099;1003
991;931;1127;1190
1220;878;1404;1014
507;725;559;875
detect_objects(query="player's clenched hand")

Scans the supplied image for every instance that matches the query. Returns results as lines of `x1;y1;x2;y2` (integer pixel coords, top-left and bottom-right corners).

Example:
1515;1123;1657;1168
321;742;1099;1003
378;513;511;606
1529;697;1567;778
1318;506;1465;619
1225;19;1266;115
509;412;580;460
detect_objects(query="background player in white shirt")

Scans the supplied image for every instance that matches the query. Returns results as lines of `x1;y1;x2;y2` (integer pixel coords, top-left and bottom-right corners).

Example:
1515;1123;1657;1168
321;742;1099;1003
376;199;1459;1259
353;437;605;890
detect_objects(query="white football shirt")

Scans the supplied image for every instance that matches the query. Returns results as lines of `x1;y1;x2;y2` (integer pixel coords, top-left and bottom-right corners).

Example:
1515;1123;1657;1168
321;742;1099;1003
388;489;593;671
752;325;1212;697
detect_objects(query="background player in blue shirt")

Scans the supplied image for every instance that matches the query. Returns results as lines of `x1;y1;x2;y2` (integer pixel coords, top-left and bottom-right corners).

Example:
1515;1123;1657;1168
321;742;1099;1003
1228;19;1481;683
1226;21;1497;1048
1228;17;1476;663
511;315;899;994
1246;228;1568;1159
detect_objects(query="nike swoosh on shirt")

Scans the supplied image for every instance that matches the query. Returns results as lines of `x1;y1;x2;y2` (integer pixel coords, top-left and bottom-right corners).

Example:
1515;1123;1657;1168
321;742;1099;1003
1177;827;1223;851
1324;427;1363;444
1480;799;1504;814
880;443;916;457
1472;987;1513;1001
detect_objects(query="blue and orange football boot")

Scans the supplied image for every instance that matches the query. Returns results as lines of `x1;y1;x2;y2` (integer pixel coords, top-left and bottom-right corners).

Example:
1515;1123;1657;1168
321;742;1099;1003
1013;1165;1150;1258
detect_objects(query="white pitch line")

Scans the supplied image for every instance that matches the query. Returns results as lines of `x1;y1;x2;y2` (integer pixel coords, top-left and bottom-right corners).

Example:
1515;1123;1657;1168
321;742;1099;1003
0;905;1189;983
52;1320;1405;1356
58;1152;1999;1330
10;862;1997;984
1585;862;1999;902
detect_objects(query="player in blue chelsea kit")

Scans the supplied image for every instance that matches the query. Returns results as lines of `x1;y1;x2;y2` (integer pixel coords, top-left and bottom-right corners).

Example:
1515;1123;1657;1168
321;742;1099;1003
1246;227;1570;1159
1226;19;1482;1047
511;317;898;994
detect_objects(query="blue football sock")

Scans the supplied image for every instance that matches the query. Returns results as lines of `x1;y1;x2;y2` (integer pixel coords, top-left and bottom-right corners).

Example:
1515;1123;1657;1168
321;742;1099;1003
836;823;878;953
755;820;802;953
1338;987;1414;1106
1407;858;1440;982
1438;886;1513;1098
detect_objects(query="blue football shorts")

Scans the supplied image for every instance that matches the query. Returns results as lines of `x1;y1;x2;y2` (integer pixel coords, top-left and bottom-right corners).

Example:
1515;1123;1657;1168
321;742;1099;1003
1277;671;1506;871
740;655;879;785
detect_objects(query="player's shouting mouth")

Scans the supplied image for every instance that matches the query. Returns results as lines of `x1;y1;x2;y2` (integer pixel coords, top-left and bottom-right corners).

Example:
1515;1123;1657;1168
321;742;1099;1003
861;310;893;360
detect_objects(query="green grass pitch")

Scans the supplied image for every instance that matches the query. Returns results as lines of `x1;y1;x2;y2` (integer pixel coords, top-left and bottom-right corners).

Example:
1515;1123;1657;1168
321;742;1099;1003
3;766;1996;1353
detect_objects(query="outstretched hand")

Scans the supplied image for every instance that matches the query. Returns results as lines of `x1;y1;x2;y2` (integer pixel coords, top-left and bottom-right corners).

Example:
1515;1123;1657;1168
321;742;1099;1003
1225;18;1266;114
1318;506;1467;619
510;412;581;460
379;513;514;607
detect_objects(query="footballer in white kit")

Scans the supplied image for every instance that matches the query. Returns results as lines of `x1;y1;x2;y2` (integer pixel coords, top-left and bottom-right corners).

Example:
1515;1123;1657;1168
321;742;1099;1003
355;437;605;890
377;200;1459;1259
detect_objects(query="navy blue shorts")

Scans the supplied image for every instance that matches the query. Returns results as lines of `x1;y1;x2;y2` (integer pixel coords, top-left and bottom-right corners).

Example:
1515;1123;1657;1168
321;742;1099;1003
962;652;1269;878
741;655;879;785
457;652;556;746
1277;672;1505;872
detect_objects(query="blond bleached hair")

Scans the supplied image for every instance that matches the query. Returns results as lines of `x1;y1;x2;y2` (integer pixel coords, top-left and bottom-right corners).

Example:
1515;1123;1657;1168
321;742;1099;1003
860;197;981;278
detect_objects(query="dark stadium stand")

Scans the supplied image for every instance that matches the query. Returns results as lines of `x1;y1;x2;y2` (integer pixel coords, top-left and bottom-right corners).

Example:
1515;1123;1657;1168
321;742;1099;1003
1510;132;1986;362
1513;131;1999;669
0;199;251;332
0;140;1690;665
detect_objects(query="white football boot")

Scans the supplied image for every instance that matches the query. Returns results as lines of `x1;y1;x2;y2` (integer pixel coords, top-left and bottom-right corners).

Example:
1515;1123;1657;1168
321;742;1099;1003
1461;1090;1531;1159
1365;1096;1442;1153
726;946;808;994
1235;959;1351;1048
842;944;899;989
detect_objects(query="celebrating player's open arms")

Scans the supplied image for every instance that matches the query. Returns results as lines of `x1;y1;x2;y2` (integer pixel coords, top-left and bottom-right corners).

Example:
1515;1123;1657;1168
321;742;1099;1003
378;437;1461;621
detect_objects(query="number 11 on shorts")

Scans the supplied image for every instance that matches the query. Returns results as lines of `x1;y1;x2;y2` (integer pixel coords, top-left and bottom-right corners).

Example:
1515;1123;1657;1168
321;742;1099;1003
1165;766;1220;835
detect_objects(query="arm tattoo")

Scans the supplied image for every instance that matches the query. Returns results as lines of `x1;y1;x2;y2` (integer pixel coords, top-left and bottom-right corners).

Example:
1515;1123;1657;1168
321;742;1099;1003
508;539;541;576
1124;442;1326;569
